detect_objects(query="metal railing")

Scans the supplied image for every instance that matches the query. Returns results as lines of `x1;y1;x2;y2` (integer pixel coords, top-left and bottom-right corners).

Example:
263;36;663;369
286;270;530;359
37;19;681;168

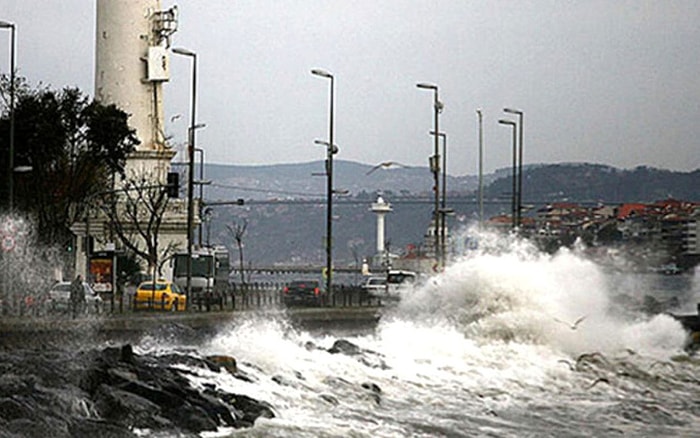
6;282;383;318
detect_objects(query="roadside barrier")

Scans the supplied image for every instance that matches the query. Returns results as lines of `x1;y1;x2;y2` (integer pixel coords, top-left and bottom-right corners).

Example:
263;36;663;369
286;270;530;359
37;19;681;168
10;282;383;318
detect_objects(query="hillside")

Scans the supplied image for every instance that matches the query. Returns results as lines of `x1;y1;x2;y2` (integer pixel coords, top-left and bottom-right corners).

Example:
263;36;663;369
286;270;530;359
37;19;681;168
203;160;492;202
485;163;700;204
195;161;699;267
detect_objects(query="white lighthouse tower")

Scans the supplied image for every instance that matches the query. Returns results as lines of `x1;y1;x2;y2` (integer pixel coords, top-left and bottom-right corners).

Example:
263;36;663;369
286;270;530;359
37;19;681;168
371;195;392;265
95;0;177;179
72;0;188;279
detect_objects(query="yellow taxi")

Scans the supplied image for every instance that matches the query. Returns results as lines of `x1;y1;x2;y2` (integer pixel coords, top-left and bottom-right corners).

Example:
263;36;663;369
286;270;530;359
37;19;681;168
134;279;187;311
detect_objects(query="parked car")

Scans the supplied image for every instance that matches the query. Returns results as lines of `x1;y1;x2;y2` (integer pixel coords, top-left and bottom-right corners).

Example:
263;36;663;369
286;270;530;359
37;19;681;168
46;281;104;314
361;276;387;297
282;280;324;307
385;270;418;298
134;279;187;311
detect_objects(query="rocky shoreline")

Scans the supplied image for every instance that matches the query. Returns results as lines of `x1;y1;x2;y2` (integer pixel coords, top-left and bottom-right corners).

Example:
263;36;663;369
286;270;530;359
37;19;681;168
0;310;386;437
0;343;274;437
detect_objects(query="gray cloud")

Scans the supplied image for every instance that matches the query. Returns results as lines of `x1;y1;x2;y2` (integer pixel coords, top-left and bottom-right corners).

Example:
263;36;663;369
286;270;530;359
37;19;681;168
1;0;699;174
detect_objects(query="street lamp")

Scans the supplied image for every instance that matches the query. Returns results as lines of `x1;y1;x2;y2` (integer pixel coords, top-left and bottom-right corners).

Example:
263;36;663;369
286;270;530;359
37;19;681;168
190;121;207;247
476;109;484;229
194;145;208;247
430;130;448;266
498;119;517;230
416;82;442;267
311;68;335;296
504;108;523;228
172;46;198;303
0;21;16;210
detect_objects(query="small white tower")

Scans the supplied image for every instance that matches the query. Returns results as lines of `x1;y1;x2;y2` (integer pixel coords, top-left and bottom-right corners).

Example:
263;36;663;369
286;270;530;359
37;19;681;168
371;195;393;255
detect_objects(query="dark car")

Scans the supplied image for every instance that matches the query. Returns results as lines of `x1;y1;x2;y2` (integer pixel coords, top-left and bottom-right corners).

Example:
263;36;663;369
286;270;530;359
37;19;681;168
282;280;324;307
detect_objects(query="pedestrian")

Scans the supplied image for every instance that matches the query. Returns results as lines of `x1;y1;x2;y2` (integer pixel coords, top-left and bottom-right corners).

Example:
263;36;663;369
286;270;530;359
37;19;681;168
70;275;85;318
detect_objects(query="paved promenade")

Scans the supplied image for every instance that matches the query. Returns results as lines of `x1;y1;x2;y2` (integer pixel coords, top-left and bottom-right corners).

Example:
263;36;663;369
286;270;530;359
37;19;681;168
0;306;382;347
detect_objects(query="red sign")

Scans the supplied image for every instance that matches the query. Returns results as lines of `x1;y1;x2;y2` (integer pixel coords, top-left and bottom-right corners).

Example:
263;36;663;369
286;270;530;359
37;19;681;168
89;255;114;293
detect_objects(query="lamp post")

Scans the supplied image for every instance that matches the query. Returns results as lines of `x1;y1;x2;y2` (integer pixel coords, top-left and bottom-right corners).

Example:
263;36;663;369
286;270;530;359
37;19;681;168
476;109;484;229
498;119;517;230
416;82;442;267
430;130;448;266
504;108;523;228
0;21;16;210
172;47;198;303
194;140;207;247
311;68;335;296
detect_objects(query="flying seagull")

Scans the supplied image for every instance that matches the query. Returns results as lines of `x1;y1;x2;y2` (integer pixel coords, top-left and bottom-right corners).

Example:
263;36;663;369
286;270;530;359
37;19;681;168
554;315;587;330
366;161;409;175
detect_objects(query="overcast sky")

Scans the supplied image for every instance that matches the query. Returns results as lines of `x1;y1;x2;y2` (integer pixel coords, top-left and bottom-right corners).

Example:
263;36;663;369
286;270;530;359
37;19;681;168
1;0;699;175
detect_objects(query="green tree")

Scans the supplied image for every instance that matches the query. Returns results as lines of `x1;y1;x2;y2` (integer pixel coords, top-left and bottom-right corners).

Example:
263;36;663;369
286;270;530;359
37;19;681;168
0;78;138;246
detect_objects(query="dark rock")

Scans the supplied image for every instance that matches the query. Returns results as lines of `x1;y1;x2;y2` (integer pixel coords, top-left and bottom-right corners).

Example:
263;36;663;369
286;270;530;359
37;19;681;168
319;393;339;405
0;373;37;397
158;352;220;373
68;418;137;438
189;391;237;428
106;367;139;386
0;344;275;435
361;382;381;394
328;339;361;355
361;382;382;405
93;384;163;426
169;403;218;433
6;418;70;438
0;397;34;420
327;339;389;369
219;393;275;427
120;344;135;364
206;354;238;374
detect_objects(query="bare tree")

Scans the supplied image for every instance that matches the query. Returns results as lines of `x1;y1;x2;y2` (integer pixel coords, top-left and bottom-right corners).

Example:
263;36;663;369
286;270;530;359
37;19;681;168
97;172;180;280
226;219;247;285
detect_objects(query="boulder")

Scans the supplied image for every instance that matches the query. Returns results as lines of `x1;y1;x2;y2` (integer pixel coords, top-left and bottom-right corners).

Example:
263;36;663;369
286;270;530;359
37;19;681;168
93;384;164;427
0;344;275;436
328;339;362;355
206;354;238;374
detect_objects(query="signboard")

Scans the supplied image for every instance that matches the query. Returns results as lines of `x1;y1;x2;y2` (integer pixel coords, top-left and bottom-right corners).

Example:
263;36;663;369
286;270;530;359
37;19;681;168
89;252;114;293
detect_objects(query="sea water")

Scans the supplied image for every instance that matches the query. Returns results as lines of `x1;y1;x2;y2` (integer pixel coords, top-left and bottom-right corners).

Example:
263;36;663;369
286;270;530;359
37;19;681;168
139;232;700;437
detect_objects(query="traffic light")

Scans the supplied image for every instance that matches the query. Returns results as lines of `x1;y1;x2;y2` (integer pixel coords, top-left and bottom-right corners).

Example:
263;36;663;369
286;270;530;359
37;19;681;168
167;172;179;198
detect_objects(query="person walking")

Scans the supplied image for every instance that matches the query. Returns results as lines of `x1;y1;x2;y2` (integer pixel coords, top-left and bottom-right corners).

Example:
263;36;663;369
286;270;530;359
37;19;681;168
70;275;85;318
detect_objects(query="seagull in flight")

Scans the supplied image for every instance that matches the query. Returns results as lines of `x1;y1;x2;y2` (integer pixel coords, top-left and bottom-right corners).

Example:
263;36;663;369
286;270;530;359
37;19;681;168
554;315;587;330
366;161;409;175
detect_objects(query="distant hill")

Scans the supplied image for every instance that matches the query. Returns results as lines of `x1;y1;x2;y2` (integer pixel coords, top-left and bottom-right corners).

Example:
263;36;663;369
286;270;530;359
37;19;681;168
202;160;698;204
195;161;699;268
484;163;700;204
203;160;496;202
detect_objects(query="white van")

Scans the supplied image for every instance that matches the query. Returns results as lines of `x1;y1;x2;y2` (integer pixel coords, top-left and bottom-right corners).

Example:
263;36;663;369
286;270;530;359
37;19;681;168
361;276;387;297
386;270;417;298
